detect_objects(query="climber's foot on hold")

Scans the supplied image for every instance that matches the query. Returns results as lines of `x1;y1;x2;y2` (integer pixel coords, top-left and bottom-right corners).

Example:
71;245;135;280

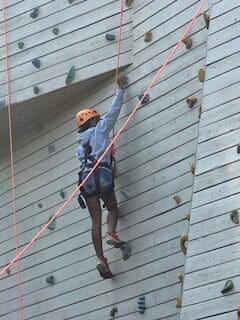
96;257;113;279
106;232;125;248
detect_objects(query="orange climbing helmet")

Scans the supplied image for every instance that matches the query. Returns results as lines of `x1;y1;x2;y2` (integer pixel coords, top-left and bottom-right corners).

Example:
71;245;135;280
75;109;100;127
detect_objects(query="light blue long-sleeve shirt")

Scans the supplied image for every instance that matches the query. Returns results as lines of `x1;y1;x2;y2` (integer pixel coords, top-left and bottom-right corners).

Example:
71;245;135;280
76;88;124;169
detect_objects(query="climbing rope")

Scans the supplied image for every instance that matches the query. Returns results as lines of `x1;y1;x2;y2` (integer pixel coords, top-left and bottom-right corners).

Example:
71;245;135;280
2;0;24;318
0;0;207;278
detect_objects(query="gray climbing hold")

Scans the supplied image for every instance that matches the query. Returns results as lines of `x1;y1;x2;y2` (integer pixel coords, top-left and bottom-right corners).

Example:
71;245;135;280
221;280;234;294
138;93;150;105
52;27;59;35
203;12;210;29
137;295;146;314
18;42;24;49
30;7;39;19
46;275;55;284
230;210;239;224
68;0;74;3
65;66;76;85
59;190;66;199
6;267;11;275
48;145;55;154
105;33;116;41
186;97;197;108
237;145;240;154
37;202;43;208
32;58;41;69
33;86;40;94
47;216;56;231
120;243;132;261
110;307;118;317
0;100;6;110
174;195;181;205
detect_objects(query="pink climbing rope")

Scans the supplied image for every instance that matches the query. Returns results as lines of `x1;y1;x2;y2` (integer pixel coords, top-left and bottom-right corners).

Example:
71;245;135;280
2;0;24;319
0;0;207;278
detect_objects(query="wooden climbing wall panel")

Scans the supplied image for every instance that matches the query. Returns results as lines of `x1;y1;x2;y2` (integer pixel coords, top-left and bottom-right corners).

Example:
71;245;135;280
180;1;240;319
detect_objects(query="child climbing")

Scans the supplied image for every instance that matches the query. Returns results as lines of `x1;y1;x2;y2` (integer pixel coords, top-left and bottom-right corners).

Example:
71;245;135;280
75;75;128;279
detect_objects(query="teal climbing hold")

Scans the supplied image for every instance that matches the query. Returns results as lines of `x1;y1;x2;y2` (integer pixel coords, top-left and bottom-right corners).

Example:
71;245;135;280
137;295;146;314
221;280;234;294
18;42;24;49
47;216;56;231
0;100;6;110
105;33;116;41
237;145;240;154
33;86;40;94
30;7;39;19
110;307;118;317
48;144;55;154
32;58;41;69
65;66;76;85
52;27;59;35
46;275;55;284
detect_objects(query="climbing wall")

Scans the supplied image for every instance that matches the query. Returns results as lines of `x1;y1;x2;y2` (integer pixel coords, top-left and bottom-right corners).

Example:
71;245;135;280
180;1;240;319
0;0;215;319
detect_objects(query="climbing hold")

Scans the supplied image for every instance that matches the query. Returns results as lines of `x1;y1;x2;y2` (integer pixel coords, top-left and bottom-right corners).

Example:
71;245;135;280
237;145;240;154
33;86;40;94
178;274;184;283
230;210;239;224
37;202;43;208
0;100;6;110
52;27;59;35
186;97;197;108
105;33;116;41
59;190;66;199
180;233;188;255
6;266;11;275
175;296;182;308
144;31;153;43
121;190;130;200
110;307;118;317
138;93;150;105
182;37;192;49
174;195;181;205
48;144;56;154
191;164;195;174
125;0;134;7
203;12;210;29
137;295;146;314
221;280;234;294
65;66;76;85
68;0;74;3
120;243;132;261
47;216;56;231
18;42;24;49
198;69;205;82
198;106;202;119
46;275;55;284
32;58;41;69
30;7;39;19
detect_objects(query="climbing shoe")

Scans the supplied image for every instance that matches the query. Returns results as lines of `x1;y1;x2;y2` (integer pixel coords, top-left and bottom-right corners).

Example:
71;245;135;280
96;257;113;279
106;232;125;248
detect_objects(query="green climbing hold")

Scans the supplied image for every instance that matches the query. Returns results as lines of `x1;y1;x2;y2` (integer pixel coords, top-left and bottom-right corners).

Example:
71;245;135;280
46;275;55;284
0;100;6;110
30;7;39;19
65;66;76;85
47;216;56;231
33;86;40;94
110;307;118;317
230;210;239;224
18;42;24;49
52;28;59;35
221;280;234;294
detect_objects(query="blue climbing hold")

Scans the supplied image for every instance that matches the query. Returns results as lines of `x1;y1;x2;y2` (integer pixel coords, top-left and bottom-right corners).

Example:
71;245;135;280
138;93;150;105
30;7;39;19
32;58;41;69
48;144;55;154
105;33;116;41
137;295;146;314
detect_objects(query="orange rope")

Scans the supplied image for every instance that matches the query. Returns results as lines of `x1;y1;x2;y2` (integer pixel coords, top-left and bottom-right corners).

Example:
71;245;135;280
0;0;207;278
2;0;24;318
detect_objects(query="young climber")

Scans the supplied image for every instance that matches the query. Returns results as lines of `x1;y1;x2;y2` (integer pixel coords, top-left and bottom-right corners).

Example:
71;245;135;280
76;75;128;279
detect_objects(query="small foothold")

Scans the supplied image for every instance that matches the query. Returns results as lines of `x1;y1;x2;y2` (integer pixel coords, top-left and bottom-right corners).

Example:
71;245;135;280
137;295;146;314
203;12;210;29
144;31;152;42
125;0;134;7
186;98;197;108
18;42;24;49
198;106;202;119
46;275;55;284
174;195;181;205
221;280;234;294
191;164;195;174
59;190;66;199
30;7;39;19
48;144;56;154
198;69;205;82
120;243;132;261
178;274;184;283
110;307;118;317
47;216;56;231
68;0;74;3
105;33;116;41
37;202;43;208
175;296;182;308
32;58;41;69
6;267;11;275
230;210;239;224
33;86;40;94
52;28;59;35
182;37;192;49
0;100;6;110
138;93;150;105
65;66;76;85
237;145;240;154
180;233;188;255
